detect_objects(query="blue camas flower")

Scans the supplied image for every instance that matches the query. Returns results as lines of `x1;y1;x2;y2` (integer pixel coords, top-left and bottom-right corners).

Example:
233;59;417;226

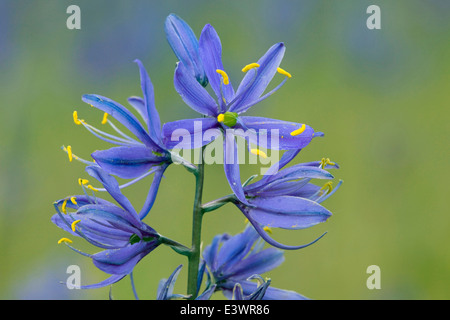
51;166;162;288
236;158;342;250
199;224;308;300
71;59;187;219
163;16;316;204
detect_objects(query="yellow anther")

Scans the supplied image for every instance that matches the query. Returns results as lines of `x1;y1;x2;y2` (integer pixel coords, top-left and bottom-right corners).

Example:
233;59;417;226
217;113;225;123
216;69;229;85
71;220;81;232
61;199;68;214
57;237;72;244
250;148;268;159
241;63;260;72
277;67;292;78
320;181;333;194
290;124;306;136
86;185;98;192
263;226;273;234
67;145;73;162
101;112;108;125
320;158;335;168
70;197;77;205
78;178;89;186
73;111;83;125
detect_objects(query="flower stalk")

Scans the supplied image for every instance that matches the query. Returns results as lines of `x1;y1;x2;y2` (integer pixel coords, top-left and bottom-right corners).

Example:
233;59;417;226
186;146;206;299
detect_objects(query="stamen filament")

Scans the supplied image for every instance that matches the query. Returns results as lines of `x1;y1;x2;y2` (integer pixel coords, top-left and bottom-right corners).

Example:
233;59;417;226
242;63;260;72
290;124;306;136
86;185;98;192
78;178;89;186
250;148;268;159
61;199;68;214
320;157;336;169
67;146;73;162
71;220;81;232
61;145;95;165
58;237;72;244
80;121;141;146
73;111;84;125
70;197;77;205
216;69;230;85
101;112;109;125
277;67;292;78
263;226;273;234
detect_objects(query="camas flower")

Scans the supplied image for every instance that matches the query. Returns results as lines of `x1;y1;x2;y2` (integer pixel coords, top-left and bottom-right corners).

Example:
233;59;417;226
163;15;316;204
72;59;182;219
51;166;162;288
200;224;308;300
235;158;343;250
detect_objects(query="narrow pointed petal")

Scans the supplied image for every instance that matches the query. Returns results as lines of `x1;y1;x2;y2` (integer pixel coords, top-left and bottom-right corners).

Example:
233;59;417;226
134;59;163;148
82;94;157;149
156;264;183;300
85;166;141;226
162;117;220;149
226;248;284;280
199;24;235;111
263;149;301;176
222;280;308;300
80;274;127;289
216;226;259;273
248;196;332;230
91;145;167;179
139;164;169;219
224;132;250;205
165;14;207;86
174;62;219;117
93;240;159;275
235;202;327;250
237;116;314;150
202;234;230;272
127;96;148;124
229;43;285;113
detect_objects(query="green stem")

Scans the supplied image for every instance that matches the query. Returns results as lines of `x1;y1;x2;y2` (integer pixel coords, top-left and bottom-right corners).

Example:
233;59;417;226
186;147;205;299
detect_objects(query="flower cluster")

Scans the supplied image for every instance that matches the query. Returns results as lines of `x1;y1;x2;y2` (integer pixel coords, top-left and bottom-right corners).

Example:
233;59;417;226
53;14;341;300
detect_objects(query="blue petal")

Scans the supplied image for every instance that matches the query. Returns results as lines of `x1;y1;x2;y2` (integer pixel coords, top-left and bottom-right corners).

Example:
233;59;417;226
215;225;259;275
156;264;183;300
134;59;164;148
165;14;207;86
174;62;219;117
91;145;168;179
248;196;332;229
138;164;169;220
127;96;148;124
225;248;285;281
224;132;250;205
235;202;328;250
237;116;314;150
80;274;127;289
85;166;141;227
222;280;308;300
82;94;157;149
199;24;235;111
92;240;159;275
229;43;285;114
162;117;220;149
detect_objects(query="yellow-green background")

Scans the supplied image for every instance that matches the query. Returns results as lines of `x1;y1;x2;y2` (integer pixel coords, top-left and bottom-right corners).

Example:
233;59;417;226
0;0;448;300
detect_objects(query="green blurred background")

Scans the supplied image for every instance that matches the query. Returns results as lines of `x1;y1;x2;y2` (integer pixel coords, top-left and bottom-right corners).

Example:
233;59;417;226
0;0;448;300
